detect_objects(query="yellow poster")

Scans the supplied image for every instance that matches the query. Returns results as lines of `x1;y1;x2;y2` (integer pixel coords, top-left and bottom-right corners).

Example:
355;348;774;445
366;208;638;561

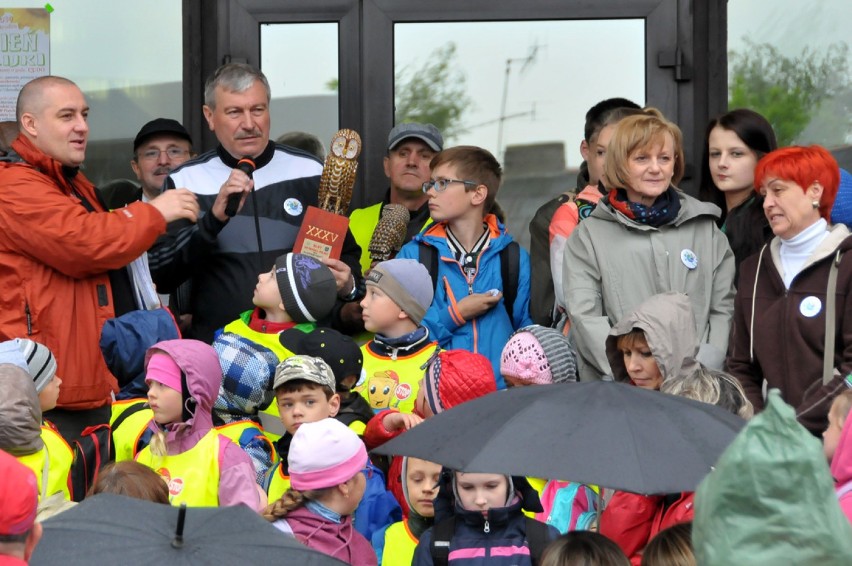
0;8;49;120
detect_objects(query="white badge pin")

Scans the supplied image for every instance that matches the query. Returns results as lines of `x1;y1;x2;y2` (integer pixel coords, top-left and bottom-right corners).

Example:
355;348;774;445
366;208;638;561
283;198;303;216
681;249;698;270
799;296;822;318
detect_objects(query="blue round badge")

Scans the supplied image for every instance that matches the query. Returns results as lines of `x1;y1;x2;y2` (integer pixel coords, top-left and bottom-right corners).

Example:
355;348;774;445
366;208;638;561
680;249;698;270
283;198;303;216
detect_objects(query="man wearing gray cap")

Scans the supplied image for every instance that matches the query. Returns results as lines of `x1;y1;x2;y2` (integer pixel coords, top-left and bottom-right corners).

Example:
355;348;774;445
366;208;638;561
348;122;443;275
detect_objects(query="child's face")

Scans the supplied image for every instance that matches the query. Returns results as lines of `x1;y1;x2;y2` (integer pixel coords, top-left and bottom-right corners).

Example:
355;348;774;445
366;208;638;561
503;374;534;388
276;385;340;435
253;267;283;312
147;380;183;424
406;457;442;517
424;163;481;223
823;404;844;462
413;376;434;418
587;124;617;187
38;374;62;412
455;472;509;515
360;285;405;334
621;336;663;390
342;469;368;515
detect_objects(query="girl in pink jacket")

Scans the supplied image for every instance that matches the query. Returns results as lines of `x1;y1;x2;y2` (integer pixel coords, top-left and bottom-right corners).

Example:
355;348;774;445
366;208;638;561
135;339;263;510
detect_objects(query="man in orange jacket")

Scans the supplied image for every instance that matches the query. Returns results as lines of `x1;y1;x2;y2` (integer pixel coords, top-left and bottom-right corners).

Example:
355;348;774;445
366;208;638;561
0;75;199;438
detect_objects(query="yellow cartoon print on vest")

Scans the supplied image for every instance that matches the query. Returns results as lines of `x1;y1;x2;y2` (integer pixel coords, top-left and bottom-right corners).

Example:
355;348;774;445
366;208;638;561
369;370;399;409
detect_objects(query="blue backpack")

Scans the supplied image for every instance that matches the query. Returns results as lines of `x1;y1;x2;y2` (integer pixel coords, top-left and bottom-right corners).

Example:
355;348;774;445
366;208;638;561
353;461;402;542
540;480;598;533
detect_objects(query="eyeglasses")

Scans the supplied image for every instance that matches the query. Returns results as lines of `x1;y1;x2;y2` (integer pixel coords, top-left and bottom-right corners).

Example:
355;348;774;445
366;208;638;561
138;148;190;161
422;178;479;193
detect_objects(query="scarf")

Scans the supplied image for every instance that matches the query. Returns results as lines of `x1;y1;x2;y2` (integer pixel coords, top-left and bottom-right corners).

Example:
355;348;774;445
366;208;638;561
608;186;682;227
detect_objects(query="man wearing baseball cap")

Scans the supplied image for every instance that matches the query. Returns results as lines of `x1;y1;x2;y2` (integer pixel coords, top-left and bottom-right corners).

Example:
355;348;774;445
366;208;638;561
0;449;42;564
130;118;194;203
348;122;444;275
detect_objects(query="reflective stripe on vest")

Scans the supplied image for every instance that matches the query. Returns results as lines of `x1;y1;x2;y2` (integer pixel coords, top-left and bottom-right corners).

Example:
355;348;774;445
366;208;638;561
267;461;291;502
17;426;73;501
381;520;419;566
136;429;221;506
110;399;154;461
355;343;439;414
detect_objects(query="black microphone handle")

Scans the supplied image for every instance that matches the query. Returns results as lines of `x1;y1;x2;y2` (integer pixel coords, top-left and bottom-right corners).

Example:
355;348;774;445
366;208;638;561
225;157;256;217
224;192;241;217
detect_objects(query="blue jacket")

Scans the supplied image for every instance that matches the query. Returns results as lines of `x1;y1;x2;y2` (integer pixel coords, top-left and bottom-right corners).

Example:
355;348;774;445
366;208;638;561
411;497;558;566
397;215;532;388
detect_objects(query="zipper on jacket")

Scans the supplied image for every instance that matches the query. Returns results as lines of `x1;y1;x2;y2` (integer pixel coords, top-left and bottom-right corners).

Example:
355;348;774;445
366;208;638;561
25;302;32;335
483;519;490;534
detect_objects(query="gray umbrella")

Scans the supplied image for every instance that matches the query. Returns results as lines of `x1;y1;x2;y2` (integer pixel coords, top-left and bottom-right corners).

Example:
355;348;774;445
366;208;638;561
30;494;345;565
373;381;746;494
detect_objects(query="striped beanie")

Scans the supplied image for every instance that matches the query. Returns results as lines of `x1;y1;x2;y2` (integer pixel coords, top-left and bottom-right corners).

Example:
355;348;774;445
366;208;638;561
274;253;338;323
17;339;57;393
500;325;578;385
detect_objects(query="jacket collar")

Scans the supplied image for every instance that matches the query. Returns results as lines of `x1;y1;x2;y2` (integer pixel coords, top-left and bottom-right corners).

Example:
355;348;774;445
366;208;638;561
769;223;851;275
216;140;276;170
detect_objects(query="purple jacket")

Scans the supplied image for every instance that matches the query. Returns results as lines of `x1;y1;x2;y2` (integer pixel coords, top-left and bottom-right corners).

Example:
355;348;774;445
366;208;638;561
283;505;377;565
145;339;261;510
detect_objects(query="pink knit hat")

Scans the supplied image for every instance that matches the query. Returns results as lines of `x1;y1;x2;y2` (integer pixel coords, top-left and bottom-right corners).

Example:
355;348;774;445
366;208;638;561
288;419;368;491
500;325;578;385
145;352;182;392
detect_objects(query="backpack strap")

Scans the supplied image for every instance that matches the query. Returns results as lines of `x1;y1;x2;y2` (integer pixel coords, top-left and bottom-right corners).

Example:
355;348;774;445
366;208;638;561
524;517;550;565
430;516;457;566
418;241;440;292
823;249;843;385
500;241;520;321
111;400;149;432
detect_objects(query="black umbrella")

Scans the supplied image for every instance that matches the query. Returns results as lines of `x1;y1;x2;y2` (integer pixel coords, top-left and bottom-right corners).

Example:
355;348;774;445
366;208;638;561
31;494;345;565
373;381;746;494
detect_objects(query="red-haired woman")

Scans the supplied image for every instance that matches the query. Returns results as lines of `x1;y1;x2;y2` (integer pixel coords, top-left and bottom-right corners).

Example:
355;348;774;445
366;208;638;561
727;145;852;435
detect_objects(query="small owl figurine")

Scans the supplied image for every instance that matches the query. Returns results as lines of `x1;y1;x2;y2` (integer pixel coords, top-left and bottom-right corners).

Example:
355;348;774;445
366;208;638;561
318;129;362;215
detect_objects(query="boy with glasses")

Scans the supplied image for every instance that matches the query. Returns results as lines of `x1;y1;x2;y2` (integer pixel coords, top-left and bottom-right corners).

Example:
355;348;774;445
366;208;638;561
397;146;532;388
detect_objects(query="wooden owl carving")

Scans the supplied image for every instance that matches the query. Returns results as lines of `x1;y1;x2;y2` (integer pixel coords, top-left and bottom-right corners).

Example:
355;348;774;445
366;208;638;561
318;129;362;215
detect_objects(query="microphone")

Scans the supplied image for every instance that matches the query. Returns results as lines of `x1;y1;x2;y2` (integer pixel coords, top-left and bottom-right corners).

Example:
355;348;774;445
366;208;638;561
225;156;256;217
368;204;410;263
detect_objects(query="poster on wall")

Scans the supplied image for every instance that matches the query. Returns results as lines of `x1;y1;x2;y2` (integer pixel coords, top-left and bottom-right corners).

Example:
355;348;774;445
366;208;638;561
0;8;49;121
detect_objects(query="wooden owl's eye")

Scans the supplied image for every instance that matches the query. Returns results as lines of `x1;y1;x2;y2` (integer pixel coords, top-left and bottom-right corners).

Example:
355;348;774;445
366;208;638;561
344;139;359;159
331;136;346;156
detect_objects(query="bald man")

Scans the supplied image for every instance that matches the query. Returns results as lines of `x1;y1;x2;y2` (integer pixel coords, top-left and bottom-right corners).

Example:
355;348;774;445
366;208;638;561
0;76;199;437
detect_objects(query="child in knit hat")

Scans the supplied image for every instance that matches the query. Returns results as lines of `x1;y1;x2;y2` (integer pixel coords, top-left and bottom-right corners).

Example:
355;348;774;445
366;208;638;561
500;325;578;387
218;252;338;356
0;358;73;502
356;258;440;414
364;349;497;517
263;418;377;565
134;339;264;510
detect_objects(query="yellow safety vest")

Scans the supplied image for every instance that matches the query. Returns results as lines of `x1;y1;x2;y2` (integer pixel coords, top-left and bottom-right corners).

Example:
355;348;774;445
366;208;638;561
110;398;154;461
136;429;221;506
355;342;439;414
380;521;418;566
267;461;291;503
17;426;73;501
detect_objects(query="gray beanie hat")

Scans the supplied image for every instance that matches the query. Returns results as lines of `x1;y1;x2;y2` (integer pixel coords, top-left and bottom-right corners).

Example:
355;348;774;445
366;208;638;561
365;259;434;325
274;253;338;324
17;338;57;393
